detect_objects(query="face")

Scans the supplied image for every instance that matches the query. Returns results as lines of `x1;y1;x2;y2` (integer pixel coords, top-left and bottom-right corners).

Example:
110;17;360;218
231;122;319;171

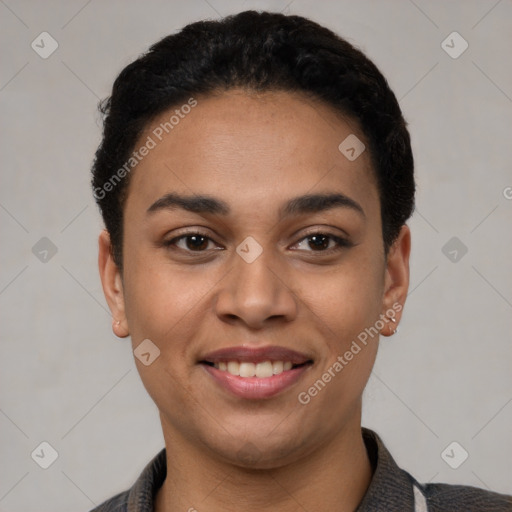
99;89;410;468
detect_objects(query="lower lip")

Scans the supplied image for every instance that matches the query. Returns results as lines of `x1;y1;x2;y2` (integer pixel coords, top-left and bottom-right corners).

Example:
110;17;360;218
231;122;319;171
202;364;311;400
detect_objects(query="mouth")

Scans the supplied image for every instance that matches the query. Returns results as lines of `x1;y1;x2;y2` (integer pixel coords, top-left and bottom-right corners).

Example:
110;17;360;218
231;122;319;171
199;346;314;399
201;360;311;377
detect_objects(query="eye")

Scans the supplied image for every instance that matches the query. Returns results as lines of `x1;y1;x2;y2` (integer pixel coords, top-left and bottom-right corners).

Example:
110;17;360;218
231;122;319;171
292;232;351;253
163;232;222;252
162;230;351;255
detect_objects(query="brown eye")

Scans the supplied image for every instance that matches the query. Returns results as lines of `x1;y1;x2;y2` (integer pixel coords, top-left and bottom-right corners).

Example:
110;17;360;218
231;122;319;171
183;234;209;251
307;234;330;251
293;232;351;253
164;232;219;252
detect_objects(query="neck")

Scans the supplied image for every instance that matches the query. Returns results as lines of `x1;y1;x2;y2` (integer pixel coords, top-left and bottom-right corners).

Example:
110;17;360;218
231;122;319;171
155;416;373;512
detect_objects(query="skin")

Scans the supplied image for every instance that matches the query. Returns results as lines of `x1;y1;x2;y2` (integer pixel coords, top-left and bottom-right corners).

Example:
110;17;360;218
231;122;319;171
98;88;411;511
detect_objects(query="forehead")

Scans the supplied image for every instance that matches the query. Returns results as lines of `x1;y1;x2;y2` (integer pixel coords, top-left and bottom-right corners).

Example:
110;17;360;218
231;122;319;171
125;89;378;217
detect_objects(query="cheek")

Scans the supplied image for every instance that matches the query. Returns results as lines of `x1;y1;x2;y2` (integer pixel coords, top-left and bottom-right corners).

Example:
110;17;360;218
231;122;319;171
122;258;223;400
295;262;383;425
121;263;206;409
123;258;206;337
299;255;385;345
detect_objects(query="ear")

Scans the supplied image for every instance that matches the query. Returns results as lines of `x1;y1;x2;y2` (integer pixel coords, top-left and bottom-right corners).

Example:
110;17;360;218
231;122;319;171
98;230;129;338
381;224;411;337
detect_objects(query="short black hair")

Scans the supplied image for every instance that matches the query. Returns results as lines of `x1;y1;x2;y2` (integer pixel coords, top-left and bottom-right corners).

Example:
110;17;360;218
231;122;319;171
91;10;415;269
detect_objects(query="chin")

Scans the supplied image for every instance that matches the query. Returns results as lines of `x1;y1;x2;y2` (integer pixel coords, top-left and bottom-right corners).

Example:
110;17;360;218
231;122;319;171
216;436;309;470
193;416;313;469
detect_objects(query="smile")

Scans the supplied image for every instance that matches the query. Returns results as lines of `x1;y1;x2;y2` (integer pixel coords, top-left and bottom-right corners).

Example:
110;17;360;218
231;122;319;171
212;360;294;377
199;345;313;399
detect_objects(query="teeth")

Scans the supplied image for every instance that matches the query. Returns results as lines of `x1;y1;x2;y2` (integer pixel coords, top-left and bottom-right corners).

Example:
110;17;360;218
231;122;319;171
213;360;297;378
272;361;283;374
227;361;239;375
239;362;256;377
256;361;273;378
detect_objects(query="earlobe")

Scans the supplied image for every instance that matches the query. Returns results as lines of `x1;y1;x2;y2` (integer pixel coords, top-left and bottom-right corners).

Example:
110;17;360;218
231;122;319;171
381;224;411;337
98;230;130;338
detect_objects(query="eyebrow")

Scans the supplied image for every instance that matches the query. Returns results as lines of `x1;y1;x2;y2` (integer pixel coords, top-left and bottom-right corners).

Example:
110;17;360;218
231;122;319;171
147;192;365;219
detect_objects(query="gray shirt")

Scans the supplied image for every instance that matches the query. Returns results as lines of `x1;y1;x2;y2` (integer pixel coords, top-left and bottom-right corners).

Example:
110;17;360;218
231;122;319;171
90;428;512;511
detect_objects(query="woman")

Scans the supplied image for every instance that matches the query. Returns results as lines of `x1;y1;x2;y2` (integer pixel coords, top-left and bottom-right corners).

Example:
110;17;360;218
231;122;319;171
90;10;511;511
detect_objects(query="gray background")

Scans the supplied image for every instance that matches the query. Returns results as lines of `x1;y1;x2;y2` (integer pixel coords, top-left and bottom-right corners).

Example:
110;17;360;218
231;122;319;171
1;0;511;510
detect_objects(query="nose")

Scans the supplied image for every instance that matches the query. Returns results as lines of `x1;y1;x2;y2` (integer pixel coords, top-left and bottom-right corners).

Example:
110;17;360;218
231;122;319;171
213;243;298;329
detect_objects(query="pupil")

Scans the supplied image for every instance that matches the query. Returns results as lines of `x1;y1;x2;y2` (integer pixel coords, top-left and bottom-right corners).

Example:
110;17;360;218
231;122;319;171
187;235;208;250
309;235;328;250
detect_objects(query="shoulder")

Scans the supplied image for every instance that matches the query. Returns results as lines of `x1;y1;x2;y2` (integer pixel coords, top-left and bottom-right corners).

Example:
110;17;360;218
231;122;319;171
87;448;166;512
420;482;512;511
361;428;512;512
88;489;129;512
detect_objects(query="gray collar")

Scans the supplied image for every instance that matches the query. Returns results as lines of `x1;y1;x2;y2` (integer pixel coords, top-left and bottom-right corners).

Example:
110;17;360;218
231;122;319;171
121;428;424;511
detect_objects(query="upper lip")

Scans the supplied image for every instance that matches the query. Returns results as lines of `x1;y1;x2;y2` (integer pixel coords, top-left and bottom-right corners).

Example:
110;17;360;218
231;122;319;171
200;346;313;365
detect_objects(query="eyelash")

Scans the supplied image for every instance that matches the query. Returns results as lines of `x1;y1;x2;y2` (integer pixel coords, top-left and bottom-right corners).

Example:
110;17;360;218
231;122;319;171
162;230;352;255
